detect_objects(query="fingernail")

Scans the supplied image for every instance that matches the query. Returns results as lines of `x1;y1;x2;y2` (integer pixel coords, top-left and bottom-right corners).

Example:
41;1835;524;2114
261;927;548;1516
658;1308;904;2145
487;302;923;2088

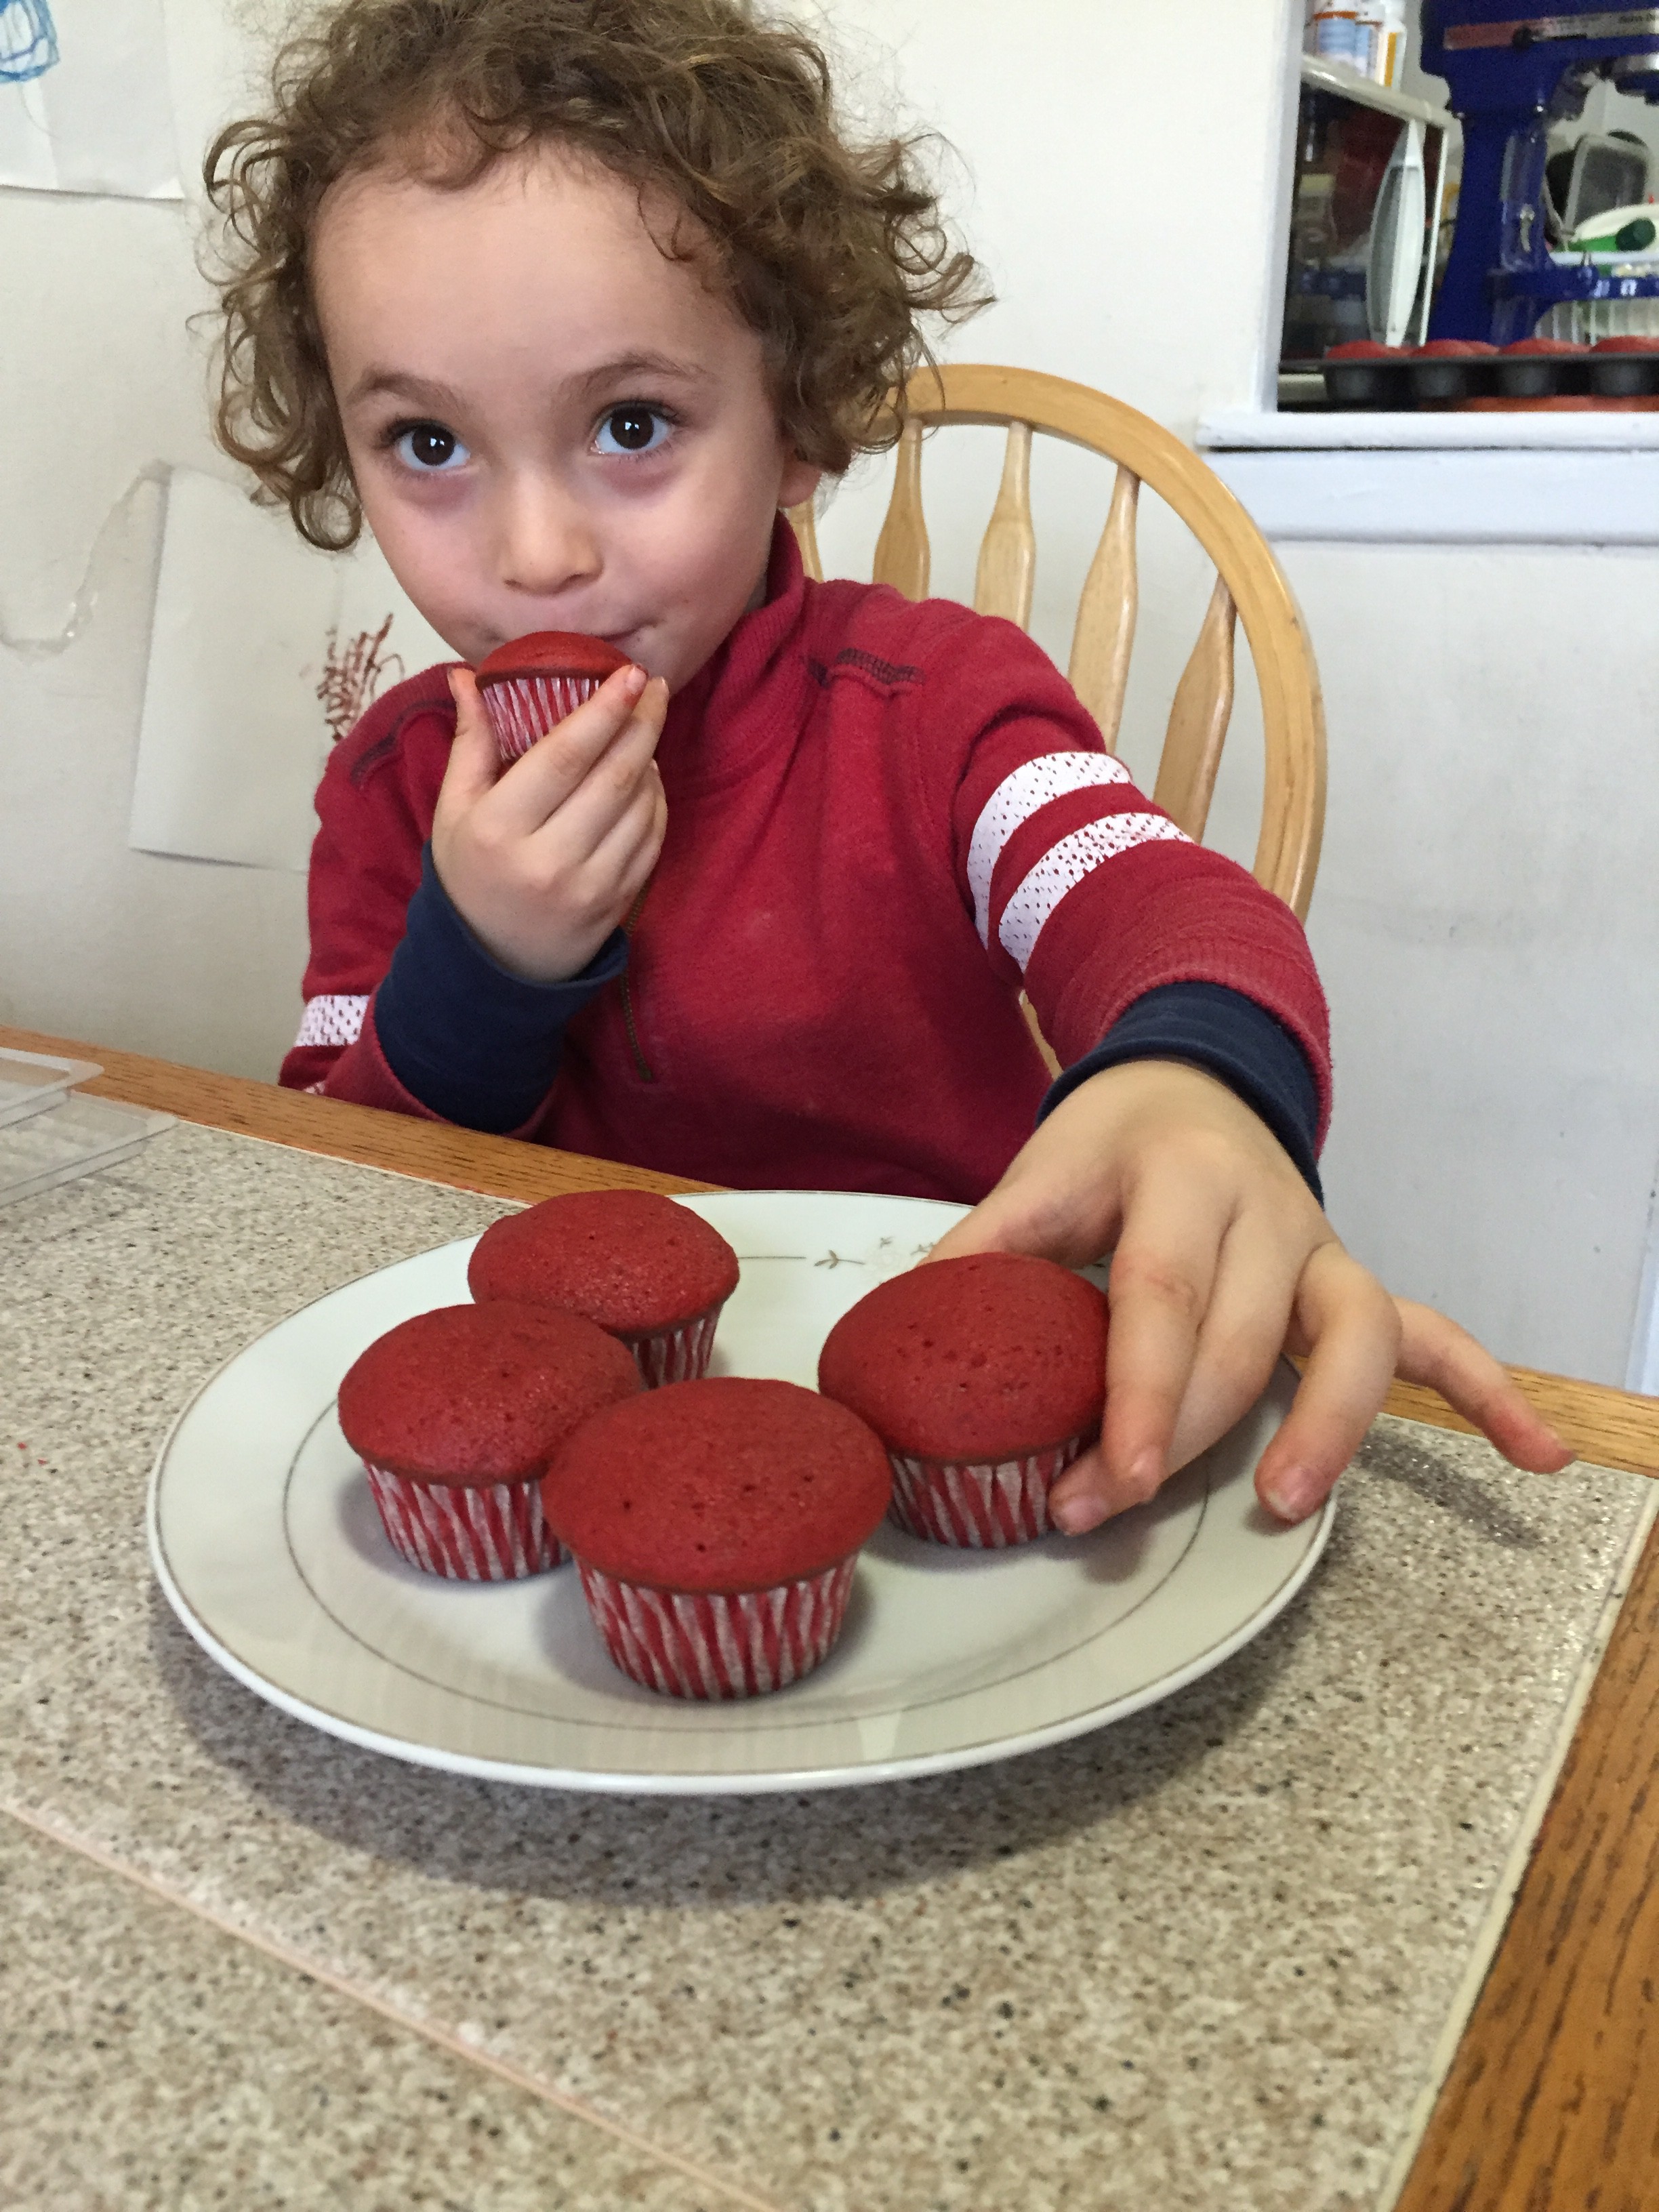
1261;1465;1322;1523
1052;1492;1107;1536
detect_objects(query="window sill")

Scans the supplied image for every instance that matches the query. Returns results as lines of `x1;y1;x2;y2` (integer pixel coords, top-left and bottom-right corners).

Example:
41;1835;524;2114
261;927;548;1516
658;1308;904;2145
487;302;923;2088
1200;408;1659;451
1197;411;1659;543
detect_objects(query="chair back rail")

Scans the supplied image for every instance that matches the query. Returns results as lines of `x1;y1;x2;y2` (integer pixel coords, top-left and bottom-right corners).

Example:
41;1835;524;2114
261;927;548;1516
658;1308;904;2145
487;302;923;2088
788;363;1326;922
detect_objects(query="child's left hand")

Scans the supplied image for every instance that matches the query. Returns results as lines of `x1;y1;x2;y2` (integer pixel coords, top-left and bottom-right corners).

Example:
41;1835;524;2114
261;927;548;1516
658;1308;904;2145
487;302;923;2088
924;1060;1572;1528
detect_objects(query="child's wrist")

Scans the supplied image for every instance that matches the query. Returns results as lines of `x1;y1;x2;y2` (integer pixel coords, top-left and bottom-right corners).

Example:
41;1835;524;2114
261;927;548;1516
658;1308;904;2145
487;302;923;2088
460;916;613;986
428;853;616;985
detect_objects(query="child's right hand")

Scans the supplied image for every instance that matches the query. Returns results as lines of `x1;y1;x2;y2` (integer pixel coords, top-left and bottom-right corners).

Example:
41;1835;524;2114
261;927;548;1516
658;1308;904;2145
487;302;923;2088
432;663;669;982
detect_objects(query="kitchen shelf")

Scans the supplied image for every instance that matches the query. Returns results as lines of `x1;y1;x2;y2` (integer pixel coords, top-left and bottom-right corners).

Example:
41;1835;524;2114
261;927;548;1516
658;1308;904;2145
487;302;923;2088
1300;53;1451;129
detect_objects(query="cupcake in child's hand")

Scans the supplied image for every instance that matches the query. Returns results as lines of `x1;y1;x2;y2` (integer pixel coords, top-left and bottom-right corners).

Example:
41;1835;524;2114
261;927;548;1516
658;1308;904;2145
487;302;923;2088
474;631;630;765
817;1252;1107;1547
543;1377;891;1698
337;1301;641;1579
468;1190;739;1387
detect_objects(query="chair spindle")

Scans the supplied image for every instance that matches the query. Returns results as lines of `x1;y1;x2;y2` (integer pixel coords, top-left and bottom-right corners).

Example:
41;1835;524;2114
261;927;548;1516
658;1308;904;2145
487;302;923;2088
1154;574;1237;843
786;499;824;583
1067;466;1140;754
873;417;930;600
974;421;1036;628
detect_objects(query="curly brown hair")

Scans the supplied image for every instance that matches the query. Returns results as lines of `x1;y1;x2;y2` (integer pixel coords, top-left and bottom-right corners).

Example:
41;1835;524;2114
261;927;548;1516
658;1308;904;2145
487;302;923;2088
204;0;987;549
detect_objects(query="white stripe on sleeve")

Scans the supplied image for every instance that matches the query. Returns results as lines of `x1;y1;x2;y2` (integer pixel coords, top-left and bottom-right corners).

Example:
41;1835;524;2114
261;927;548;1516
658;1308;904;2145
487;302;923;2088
967;752;1133;943
295;993;370;1048
998;813;1189;972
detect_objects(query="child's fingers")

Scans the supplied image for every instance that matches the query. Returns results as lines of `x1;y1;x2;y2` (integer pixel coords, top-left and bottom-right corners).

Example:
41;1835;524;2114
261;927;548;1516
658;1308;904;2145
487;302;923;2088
924;1188;1084;1269
1049;1214;1296;1534
440;666;506;813
1251;1246;1401;1522
488;665;657;833
523;700;665;865
1087;1177;1231;1520
562;763;667;913
1162;1221;1307;1473
924;1147;1118;1271
1393;1298;1573;1472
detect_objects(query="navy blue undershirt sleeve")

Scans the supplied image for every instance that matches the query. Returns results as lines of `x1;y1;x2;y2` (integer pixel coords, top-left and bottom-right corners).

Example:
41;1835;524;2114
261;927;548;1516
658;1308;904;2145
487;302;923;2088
373;845;628;1135
1038;981;1323;1204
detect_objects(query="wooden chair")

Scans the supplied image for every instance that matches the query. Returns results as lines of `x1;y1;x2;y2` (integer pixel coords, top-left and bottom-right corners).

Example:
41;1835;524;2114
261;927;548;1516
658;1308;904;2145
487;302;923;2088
787;363;1326;926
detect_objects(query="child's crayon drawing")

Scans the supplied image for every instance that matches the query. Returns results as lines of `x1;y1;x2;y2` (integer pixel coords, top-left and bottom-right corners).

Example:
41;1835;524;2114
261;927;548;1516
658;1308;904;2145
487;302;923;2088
0;0;57;83
0;0;183;199
317;615;404;743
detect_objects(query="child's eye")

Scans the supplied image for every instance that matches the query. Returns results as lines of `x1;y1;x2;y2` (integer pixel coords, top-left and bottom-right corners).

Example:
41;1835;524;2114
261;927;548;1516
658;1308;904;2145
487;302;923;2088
391;422;470;472
593;405;674;458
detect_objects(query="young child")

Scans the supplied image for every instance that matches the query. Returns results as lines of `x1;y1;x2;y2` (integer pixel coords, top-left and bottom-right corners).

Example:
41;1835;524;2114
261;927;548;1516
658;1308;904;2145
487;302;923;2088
205;0;1568;1531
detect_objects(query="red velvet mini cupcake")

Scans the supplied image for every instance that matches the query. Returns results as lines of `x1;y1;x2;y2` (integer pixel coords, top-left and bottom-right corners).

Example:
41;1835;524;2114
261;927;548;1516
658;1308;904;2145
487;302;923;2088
337;1301;641;1580
817;1252;1107;1547
468;1191;739;1388
542;1377;891;1698
474;631;630;764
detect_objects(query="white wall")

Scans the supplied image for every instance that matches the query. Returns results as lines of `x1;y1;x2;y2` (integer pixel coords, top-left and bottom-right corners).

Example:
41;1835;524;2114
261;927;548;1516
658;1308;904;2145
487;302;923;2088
4;0;1655;1384
1291;542;1659;1384
0;0;310;1074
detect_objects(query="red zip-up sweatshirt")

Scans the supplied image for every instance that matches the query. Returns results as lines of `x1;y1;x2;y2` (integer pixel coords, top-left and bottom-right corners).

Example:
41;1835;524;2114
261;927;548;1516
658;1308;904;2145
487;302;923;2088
283;523;1329;1201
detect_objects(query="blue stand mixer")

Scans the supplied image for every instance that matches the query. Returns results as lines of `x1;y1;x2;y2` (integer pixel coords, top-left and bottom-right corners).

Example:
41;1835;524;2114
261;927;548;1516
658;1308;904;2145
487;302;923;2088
1422;1;1659;341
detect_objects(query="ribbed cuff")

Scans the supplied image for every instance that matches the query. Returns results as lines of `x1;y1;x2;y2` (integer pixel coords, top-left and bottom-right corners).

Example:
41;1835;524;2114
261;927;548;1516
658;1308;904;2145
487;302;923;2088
1038;981;1323;1202
373;846;629;1134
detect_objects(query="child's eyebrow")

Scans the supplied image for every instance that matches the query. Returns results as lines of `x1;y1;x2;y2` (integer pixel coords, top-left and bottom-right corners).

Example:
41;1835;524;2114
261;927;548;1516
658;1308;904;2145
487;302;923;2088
571;350;714;394
343;367;468;413
342;354;712;416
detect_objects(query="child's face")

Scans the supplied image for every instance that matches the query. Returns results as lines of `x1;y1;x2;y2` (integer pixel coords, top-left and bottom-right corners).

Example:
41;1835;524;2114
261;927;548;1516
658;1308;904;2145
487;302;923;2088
312;144;821;685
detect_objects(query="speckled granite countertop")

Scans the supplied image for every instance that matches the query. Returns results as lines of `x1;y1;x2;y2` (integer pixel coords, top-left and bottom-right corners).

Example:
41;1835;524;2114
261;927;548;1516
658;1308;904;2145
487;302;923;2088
3;1122;1653;2212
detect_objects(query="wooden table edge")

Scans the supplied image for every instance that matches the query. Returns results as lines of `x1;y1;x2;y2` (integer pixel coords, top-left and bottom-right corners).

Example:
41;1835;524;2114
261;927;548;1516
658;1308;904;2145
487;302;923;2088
10;1024;1658;2211
10;1023;1653;1475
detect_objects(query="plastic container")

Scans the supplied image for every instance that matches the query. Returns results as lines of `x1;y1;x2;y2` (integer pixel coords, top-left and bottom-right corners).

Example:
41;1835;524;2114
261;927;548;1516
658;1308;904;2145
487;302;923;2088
1309;5;1359;65
1368;0;1408;87
1539;291;1659;347
0;1047;102;1132
0;1094;173;1207
1570;205;1659;254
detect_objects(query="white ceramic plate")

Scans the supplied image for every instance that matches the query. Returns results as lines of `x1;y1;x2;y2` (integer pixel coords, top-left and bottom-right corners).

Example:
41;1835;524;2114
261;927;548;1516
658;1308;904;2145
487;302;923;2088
148;1191;1332;1795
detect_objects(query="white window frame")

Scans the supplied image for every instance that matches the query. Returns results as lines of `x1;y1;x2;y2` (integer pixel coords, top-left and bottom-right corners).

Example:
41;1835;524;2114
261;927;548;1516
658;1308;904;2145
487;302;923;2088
1199;31;1659;544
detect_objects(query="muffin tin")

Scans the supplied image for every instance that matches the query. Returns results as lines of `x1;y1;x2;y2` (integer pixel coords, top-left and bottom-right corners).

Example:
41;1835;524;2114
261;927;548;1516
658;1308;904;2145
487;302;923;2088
1321;337;1659;409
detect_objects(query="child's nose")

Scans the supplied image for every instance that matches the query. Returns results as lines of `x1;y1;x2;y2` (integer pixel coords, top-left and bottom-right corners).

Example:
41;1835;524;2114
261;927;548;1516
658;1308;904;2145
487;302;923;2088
494;474;602;598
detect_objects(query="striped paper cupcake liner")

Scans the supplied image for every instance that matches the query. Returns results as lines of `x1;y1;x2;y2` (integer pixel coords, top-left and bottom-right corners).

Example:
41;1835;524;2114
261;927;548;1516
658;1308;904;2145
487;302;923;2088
887;1433;1090;1548
480;672;607;764
363;1462;565;1580
623;1305;724;1390
575;1554;859;1698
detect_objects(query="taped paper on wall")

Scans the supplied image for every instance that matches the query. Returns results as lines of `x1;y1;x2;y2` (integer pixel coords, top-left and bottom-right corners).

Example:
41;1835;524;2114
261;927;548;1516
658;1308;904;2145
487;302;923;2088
129;469;453;873
0;0;182;198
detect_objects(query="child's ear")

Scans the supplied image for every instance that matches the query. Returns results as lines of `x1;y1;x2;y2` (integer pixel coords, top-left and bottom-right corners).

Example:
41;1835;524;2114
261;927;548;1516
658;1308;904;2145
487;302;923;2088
778;455;823;512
